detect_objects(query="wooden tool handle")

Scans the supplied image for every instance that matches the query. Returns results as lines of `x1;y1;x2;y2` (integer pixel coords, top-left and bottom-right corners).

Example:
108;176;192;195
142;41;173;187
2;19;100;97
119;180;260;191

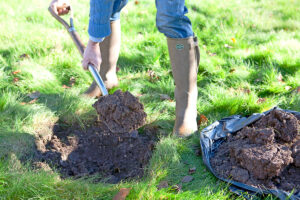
48;6;69;29
48;6;85;57
69;30;85;57
48;6;108;95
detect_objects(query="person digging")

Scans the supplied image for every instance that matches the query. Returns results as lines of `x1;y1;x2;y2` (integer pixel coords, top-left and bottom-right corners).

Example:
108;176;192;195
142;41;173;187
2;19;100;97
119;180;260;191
50;0;200;137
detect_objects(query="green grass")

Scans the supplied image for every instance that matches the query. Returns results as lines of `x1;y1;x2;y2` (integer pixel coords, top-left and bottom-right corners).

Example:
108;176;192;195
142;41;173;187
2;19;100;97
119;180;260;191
0;0;299;199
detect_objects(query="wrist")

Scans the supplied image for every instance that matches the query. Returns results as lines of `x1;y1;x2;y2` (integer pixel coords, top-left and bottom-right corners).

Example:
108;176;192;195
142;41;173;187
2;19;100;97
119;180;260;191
88;39;99;46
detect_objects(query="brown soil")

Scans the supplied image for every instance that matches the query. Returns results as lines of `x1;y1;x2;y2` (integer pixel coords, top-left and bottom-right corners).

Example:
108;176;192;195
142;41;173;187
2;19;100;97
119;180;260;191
211;109;300;192
34;90;155;183
292;140;300;167
93;90;147;134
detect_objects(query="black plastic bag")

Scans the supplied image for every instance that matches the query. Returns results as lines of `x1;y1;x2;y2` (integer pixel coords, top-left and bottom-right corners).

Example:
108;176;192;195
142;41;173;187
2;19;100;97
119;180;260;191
200;107;300;200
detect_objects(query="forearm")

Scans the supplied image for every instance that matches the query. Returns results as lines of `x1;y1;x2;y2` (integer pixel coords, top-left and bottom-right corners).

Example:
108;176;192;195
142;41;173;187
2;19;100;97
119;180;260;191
82;39;102;70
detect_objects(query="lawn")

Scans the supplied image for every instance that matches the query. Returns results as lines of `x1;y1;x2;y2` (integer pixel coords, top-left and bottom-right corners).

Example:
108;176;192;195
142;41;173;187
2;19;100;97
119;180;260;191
0;0;299;199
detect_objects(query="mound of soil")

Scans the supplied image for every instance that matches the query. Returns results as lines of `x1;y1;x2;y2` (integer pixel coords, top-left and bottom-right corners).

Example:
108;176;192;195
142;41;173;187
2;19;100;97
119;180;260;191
93;90;147;134
34;90;155;183
211;109;300;192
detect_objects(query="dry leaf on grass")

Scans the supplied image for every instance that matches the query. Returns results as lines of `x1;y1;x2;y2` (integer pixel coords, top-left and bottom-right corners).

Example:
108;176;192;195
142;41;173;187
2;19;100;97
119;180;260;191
28;91;40;99
297;86;300;93
20;99;37;105
135;93;143;97
12;70;21;75
188;167;196;175
112;188;131;200
240;88;251;94
257;98;266;104
13;77;19;83
24;92;40;105
160;94;171;101
181;175;194;183
198;114;208;126
285;86;291;91
182;160;190;165
195;149;201;156
224;44;233;49
229;68;236;73
208;52;217;56
159;195;169;200
157;181;169;190
28;99;37;104
255;78;262;83
19;53;30;59
62;85;71;89
147;70;159;82
170;184;182;193
69;77;76;86
277;73;284;82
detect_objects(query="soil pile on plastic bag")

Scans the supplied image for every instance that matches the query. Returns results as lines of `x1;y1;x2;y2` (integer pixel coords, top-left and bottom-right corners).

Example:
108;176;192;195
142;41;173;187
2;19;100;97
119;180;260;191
34;90;154;183
211;109;300;192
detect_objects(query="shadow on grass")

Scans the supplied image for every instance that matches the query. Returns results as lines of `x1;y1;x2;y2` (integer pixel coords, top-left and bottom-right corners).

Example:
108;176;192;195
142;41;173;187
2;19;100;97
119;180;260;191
259;23;300;33
243;54;299;76
0;48;15;67
0;49;13;60
0;131;36;160
118;55;148;72
118;51;169;72
243;53;273;67
190;4;214;18
276;62;300;75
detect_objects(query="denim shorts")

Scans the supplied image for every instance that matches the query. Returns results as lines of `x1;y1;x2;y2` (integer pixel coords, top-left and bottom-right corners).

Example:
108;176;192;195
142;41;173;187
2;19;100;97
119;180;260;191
88;0;194;40
110;0;128;21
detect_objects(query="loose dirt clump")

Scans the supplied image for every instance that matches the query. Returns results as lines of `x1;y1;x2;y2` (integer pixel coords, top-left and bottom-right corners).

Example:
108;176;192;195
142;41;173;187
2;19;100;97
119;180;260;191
93;90;147;133
231;143;293;180
211;109;300;192
254;109;298;143
292;140;300;167
34;90;155;183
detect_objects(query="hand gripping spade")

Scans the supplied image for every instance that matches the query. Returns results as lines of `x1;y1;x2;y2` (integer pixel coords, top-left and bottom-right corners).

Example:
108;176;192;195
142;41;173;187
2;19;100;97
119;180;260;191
48;6;108;96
